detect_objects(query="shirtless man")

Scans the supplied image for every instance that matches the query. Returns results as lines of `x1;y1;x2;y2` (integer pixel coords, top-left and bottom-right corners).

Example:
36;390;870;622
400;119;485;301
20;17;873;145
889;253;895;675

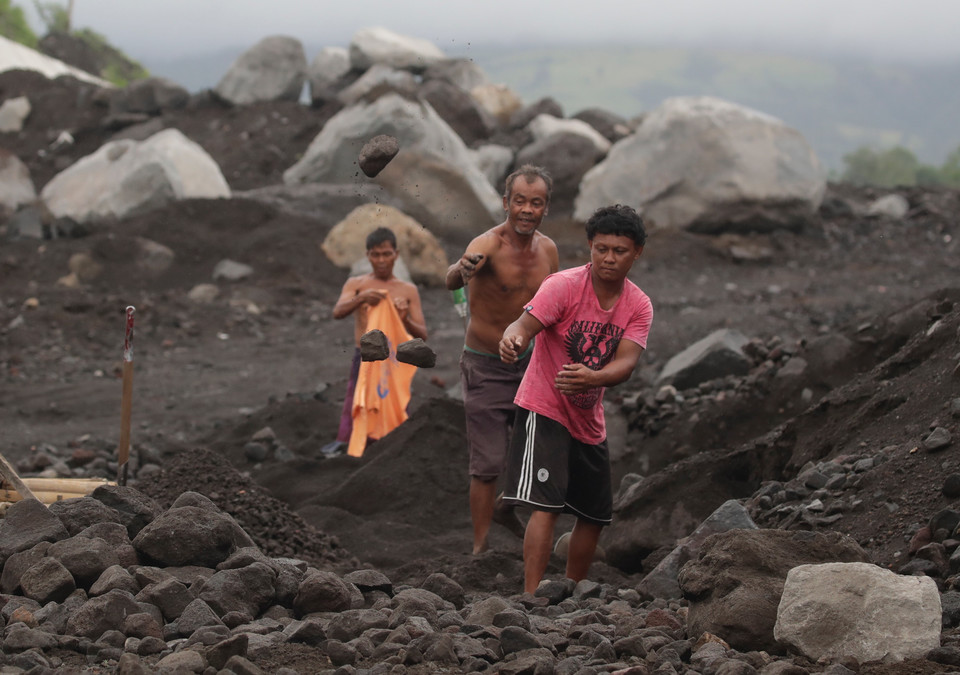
327;227;427;455
445;165;559;554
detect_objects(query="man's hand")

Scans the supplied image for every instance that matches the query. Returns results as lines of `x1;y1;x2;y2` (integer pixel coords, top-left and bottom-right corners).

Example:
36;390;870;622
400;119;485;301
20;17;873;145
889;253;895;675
393;296;410;319
458;253;485;283
356;289;387;306
499;334;524;364
554;363;596;394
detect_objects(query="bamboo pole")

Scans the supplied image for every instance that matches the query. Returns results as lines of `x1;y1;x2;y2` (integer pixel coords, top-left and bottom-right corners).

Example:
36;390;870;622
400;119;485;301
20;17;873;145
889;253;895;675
117;306;135;486
1;489;95;504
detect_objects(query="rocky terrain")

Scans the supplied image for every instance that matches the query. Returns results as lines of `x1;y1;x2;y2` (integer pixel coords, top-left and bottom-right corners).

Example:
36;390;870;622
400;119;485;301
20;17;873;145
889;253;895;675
1;33;959;675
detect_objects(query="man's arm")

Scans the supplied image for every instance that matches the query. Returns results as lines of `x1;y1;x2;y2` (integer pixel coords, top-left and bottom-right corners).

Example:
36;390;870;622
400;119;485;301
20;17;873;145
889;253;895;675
332;278;385;319
499;311;544;363
396;287;428;341
553;340;645;394
445;235;495;290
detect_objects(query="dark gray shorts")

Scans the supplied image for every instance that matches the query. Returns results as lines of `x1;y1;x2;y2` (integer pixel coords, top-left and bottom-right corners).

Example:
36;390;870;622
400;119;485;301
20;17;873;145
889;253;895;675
460;349;530;479
503;408;612;525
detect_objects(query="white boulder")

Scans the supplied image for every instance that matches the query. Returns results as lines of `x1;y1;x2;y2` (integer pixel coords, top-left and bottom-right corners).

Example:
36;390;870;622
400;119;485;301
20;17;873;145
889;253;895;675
41;129;230;224
574;96;826;232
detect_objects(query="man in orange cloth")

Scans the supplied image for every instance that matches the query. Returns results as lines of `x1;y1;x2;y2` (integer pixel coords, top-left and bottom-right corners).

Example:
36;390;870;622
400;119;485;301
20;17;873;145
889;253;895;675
328;227;427;457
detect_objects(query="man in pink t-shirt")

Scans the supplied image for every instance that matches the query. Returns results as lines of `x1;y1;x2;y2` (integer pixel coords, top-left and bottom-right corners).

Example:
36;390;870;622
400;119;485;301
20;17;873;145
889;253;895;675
499;204;653;594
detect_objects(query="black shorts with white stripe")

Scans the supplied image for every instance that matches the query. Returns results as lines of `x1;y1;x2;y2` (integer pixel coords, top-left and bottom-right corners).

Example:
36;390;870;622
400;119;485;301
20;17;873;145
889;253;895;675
502;408;612;525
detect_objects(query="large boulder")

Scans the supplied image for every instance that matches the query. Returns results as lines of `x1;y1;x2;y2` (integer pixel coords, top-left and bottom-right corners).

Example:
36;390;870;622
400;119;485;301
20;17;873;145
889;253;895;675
775;562;941;663
336;64;417;106
282;93;501;229
657;328;751;390
527;114;612;155
215;35;307;105
40;128;230;224
574;96;826;232
349;27;445;72
308;46;351;105
423;58;491;93
0;95;30;132
515;131;605;218
420;78;497;146
374;149;500;246
470;83;524;126
132;499;256;568
677;529;869;653
322;203;449;286
0;149;36;215
0;498;69;567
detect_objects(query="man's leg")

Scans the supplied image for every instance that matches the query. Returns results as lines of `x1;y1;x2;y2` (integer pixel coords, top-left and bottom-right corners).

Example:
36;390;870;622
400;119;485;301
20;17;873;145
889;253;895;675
470;476;497;555
523;509;559;594
564;518;603;583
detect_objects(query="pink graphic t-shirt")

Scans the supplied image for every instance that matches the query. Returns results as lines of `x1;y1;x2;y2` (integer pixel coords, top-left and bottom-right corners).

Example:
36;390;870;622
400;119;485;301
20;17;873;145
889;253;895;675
514;263;653;444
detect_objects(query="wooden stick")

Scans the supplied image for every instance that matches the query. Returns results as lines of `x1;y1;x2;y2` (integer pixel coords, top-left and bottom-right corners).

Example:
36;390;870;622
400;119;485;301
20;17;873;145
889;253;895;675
1;489;93;504
0;452;38;501
21;477;113;492
117;306;135;486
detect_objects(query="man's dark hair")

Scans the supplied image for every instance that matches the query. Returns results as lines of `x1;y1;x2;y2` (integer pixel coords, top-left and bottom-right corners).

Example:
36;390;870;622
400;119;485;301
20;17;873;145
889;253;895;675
585;204;646;246
366;227;397;251
503;164;553;204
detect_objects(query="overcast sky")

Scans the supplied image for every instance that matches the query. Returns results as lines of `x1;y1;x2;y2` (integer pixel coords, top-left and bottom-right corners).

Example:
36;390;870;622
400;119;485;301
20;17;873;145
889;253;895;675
25;0;960;64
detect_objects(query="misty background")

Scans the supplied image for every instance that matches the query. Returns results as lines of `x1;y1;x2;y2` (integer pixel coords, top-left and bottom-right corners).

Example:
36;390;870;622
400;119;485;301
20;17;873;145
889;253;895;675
20;0;960;172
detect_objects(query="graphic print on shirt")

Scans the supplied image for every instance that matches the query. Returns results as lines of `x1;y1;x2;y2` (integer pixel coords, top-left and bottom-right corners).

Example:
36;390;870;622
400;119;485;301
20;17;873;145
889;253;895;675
563;320;623;408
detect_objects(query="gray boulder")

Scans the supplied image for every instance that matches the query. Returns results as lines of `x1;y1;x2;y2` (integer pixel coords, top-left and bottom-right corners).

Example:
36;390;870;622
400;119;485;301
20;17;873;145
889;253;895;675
40;128;230;224
48;496;124;535
776;562;941;663
283;93;501;227
198;562;277;618
349;27;445;72
66;589;142;640
91;484;163;538
420;78;497;146
575;96;825;232
0;498;69;567
293;569;354;616
19;556;76;604
516;131;605;217
307;46;351;105
657;328;751;390
336;64;417;106
132;501;256;568
0;149;37;215
215;35;307;105
48;536;120;588
0;95;30;132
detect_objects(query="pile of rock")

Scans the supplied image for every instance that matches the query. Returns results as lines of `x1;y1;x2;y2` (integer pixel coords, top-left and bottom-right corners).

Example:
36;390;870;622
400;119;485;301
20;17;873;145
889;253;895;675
0;487;954;673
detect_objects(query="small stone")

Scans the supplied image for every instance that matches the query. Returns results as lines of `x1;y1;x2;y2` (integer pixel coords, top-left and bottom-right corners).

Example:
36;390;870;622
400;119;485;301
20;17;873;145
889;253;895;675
396;339;436;368
944;475;960;499
924;427;953;452
360;330;390;361
358;134;400;178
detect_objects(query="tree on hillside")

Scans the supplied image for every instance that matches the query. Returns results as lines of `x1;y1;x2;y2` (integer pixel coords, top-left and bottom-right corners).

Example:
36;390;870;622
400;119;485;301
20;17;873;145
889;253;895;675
33;0;70;32
0;0;38;47
842;144;960;188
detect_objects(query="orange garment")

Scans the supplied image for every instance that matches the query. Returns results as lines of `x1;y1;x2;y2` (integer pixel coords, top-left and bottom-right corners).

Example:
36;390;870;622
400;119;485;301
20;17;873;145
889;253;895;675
347;297;417;457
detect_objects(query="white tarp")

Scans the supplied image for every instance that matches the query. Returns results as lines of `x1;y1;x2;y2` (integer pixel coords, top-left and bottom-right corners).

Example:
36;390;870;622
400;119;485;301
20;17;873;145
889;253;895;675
0;34;111;87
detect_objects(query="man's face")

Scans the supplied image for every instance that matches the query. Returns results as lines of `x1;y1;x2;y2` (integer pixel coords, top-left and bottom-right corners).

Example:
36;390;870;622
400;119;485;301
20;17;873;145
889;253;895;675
589;233;643;283
503;177;549;236
367;240;398;278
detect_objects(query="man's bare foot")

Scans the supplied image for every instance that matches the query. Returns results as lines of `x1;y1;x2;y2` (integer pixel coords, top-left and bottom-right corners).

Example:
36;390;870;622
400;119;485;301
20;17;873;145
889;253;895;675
492;493;525;539
472;540;489;555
